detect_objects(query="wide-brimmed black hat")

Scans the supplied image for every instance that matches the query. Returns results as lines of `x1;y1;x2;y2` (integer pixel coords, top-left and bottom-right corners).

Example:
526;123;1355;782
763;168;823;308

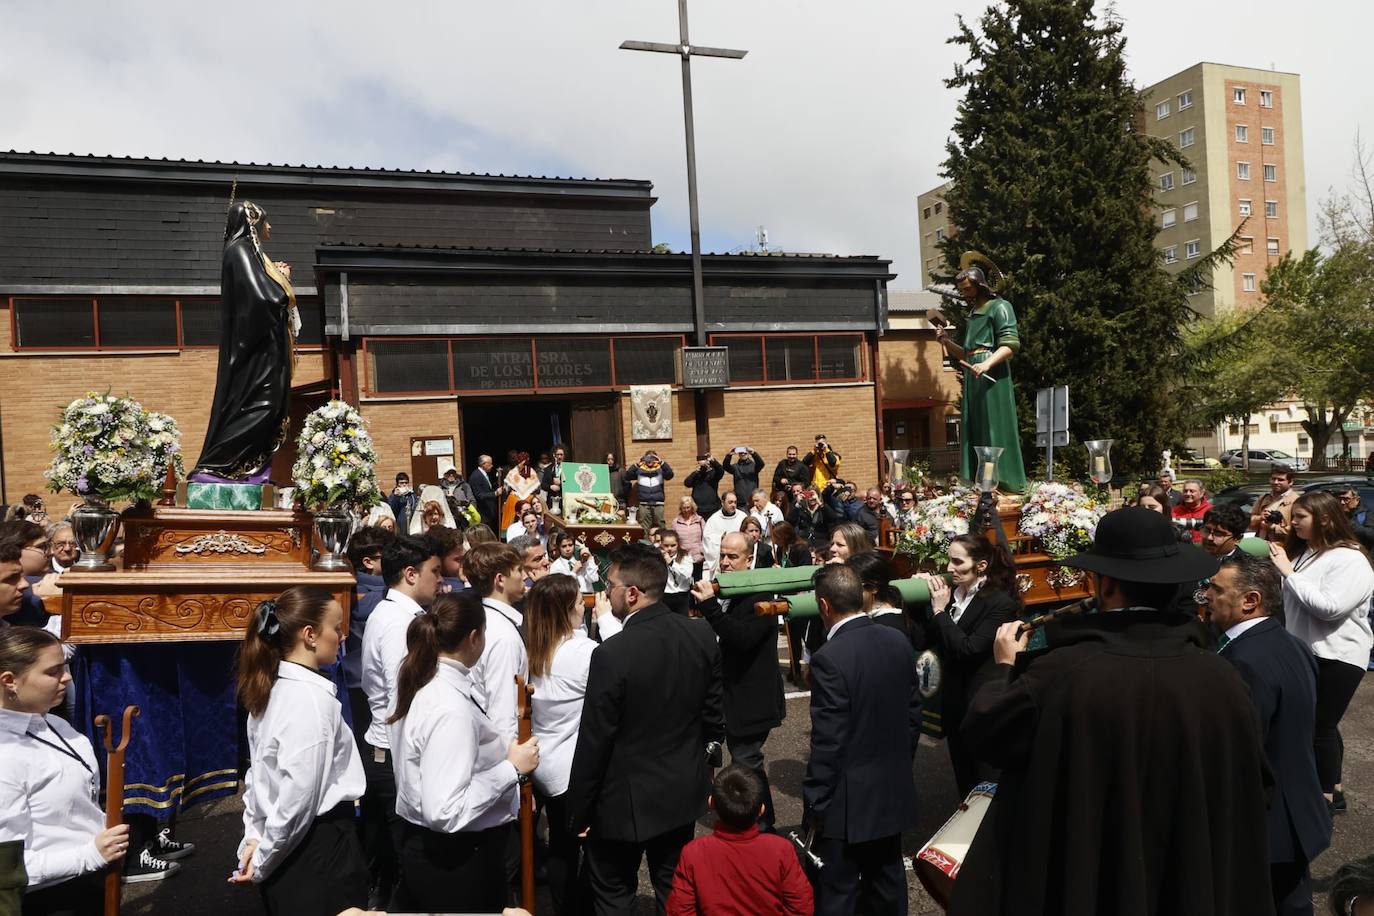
1062;507;1219;584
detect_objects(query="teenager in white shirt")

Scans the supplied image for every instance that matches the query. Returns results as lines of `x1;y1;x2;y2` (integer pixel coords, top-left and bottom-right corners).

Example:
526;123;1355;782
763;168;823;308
549;532;600;593
230;588;367;915
356;534;442;908
659;530;695;615
0;626;128;915
1269;490;1374;812
388;592;540;913
524;574;622;913
464;542;530;744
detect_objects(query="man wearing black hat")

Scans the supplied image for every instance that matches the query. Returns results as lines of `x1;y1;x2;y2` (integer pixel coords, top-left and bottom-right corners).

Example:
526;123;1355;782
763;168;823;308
947;507;1275;916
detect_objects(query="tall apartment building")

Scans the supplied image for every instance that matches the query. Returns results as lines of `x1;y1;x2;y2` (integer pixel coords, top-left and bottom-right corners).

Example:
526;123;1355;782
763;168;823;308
916;181;954;287
1141;63;1306;314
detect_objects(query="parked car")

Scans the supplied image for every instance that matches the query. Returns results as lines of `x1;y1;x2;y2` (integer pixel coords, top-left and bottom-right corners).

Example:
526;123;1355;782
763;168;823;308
1176;448;1222;470
1218;448;1309;473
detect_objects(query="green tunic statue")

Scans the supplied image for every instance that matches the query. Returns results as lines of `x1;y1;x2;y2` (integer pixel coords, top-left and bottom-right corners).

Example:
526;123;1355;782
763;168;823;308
939;252;1027;493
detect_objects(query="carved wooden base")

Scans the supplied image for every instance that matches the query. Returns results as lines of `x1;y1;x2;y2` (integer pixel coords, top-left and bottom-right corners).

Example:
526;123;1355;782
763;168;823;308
121;507;315;572
56;570;356;644
547;515;644;551
52;506;352;644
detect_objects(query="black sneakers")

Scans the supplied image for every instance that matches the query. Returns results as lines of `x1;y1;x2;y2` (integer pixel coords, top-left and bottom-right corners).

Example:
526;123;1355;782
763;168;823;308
123;846;182;883
151;827;196;861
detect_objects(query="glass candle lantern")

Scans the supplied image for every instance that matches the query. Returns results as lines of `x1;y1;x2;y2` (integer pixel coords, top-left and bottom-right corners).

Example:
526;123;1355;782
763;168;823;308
1085;439;1114;485
974;445;1004;493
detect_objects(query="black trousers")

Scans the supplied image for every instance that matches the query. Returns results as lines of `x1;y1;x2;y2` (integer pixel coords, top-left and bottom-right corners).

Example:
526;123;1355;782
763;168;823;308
540;790;590;915
813;833;907;916
19;870;104;916
1271;860;1313;916
584;823;694;916
360;743;402;888
663;591;690;615
259;802;368;916
1313;656;1365;792
398;821;510;913
727;731;776;829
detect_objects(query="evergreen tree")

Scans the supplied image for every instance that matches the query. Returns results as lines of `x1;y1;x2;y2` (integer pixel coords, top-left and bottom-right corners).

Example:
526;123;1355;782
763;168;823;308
938;0;1219;477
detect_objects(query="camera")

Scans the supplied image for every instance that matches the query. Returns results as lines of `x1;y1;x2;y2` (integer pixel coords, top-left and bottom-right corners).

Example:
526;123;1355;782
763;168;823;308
1264;509;1284;525
1173;517;1204;531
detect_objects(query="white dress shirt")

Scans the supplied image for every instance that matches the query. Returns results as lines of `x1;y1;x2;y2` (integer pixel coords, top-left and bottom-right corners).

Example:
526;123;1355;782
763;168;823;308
530;632;601;797
664;553;695;594
361;589;426;749
702;509;743;578
239;662;365;881
549;557;600;593
0;708;106;890
949;577;986;625
827;613;864;640
390;657;520;833
1222;617;1268;644
1283;546;1374;670
474;598;529;744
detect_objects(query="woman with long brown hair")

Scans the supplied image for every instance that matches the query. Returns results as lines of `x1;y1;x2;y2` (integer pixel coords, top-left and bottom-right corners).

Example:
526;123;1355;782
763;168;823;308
916;533;1022;796
525;574;622;913
387;592;540;912
827;521;873;563
231;587;367;915
1270;490;1374;813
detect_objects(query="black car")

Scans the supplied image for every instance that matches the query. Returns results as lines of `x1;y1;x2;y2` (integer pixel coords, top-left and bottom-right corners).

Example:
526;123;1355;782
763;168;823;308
1212;476;1374;518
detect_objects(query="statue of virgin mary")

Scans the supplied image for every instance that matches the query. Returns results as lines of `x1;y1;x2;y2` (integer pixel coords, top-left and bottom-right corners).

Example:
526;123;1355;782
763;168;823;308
191;200;301;482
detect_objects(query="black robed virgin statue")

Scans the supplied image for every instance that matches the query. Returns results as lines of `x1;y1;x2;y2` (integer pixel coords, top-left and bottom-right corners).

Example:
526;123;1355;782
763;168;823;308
192;200;300;483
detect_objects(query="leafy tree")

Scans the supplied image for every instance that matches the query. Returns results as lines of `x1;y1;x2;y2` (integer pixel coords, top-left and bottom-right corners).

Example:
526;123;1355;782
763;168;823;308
1259;246;1374;467
936;0;1227;477
1177;308;1283;469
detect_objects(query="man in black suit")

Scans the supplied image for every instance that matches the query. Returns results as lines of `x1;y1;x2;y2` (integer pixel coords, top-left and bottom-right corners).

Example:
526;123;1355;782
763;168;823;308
1206;553;1332;916
468;453;501;530
803;563;920;916
691;531;785;829
566;543;725;914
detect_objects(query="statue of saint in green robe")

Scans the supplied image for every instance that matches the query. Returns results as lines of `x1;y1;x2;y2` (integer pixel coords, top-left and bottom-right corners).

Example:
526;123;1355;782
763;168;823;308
938;254;1027;493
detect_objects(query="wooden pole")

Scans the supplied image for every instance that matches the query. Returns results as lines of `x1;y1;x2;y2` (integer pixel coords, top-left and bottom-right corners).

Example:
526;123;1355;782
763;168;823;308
95;705;139;916
514;676;536;914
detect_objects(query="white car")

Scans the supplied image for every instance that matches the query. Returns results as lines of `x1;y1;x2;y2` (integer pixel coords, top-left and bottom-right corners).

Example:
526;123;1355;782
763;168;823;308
1219;448;1309;473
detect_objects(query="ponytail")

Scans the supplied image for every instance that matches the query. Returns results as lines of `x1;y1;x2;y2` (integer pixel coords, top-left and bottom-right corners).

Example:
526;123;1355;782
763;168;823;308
236;586;334;717
390;591;486;724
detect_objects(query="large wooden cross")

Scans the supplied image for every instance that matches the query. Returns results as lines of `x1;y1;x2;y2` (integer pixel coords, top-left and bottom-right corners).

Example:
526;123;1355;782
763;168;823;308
622;1;747;454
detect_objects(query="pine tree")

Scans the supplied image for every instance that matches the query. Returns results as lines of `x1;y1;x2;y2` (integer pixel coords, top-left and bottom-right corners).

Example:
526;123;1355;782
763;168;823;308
938;0;1214;478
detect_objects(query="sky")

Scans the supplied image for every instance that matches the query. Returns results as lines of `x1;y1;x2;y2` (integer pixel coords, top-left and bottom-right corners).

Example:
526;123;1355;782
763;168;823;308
4;1;1371;287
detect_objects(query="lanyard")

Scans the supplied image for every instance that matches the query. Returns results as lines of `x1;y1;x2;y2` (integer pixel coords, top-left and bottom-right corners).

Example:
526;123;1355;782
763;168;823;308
25;717;93;775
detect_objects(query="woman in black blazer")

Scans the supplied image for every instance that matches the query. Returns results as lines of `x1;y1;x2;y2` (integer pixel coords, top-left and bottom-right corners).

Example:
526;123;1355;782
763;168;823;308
917;534;1022;797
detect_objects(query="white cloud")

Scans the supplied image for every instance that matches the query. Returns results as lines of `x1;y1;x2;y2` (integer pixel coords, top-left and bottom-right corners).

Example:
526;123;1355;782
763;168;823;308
2;0;1369;286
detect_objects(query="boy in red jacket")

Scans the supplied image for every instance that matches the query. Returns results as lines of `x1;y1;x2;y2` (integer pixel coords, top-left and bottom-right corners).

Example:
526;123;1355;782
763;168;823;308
667;765;814;915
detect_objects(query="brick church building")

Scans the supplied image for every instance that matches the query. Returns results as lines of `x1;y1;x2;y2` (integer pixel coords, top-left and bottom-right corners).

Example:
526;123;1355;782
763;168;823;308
0;151;895;501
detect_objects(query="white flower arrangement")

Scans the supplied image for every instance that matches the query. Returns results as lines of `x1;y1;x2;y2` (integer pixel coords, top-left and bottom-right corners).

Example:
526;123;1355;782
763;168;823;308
894;485;983;568
1018;481;1108;559
290;401;382;511
45;393;183;504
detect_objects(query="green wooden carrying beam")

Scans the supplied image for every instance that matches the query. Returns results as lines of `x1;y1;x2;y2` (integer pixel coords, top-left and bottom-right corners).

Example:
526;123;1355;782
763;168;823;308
763;576;939;619
714;565;822;597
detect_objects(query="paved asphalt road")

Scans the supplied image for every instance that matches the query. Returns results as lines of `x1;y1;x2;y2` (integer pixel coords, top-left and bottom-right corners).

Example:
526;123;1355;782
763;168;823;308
125;666;1374;915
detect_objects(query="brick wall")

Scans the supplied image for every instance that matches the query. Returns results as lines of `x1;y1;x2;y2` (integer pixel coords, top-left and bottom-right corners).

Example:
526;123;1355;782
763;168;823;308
360;398;461;485
0;300;329;501
878;334;961;403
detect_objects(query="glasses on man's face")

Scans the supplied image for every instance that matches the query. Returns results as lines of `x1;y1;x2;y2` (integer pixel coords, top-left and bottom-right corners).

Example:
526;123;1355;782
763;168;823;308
51;540;79;551
1200;527;1231;541
900;496;916;504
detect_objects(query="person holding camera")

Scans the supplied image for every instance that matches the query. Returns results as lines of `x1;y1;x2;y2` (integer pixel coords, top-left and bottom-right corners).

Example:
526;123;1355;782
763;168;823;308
1170;479;1212;544
724;446;765;506
1252;465;1299;541
683;453;725;520
804;435;842;491
624;451;674;536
